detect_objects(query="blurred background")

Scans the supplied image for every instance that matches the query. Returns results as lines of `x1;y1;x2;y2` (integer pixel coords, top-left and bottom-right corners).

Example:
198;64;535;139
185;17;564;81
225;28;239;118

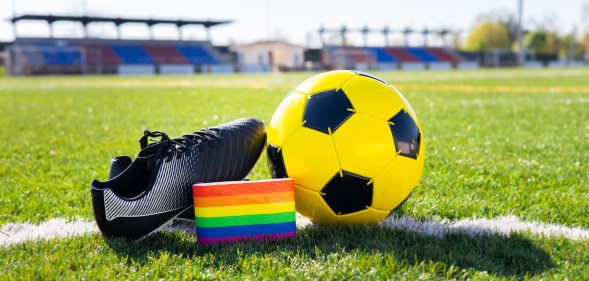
1;0;588;75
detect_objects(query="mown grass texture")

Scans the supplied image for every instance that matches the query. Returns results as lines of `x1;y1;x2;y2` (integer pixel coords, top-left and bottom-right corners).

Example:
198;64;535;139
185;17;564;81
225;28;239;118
0;68;588;279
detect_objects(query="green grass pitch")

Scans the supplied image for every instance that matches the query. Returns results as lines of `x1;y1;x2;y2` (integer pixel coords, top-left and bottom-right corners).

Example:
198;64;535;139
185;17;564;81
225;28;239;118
1;68;588;279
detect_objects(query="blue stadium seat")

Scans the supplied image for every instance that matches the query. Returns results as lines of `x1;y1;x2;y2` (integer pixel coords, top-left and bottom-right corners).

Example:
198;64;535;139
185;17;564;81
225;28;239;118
364;47;397;63
404;48;439;62
110;45;155;64
35;45;82;66
176;46;218;64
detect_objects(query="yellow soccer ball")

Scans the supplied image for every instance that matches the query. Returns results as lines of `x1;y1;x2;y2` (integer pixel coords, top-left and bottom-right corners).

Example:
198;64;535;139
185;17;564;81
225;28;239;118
267;70;425;225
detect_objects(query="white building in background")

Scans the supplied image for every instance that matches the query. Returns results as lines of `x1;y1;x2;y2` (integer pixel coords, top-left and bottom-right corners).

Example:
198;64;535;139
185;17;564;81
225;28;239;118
230;41;306;72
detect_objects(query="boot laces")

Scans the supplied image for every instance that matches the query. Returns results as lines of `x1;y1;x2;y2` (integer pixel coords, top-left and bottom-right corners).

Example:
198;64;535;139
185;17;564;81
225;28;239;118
139;128;223;161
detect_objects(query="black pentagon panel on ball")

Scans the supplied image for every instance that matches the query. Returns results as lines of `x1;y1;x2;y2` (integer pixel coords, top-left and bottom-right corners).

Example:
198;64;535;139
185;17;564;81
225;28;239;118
303;89;355;134
388;110;421;159
321;171;373;215
353;71;389;85
266;144;288;178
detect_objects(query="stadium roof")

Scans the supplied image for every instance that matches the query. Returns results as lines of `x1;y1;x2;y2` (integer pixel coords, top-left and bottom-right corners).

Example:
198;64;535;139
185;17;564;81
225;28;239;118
10;14;232;28
10;14;232;40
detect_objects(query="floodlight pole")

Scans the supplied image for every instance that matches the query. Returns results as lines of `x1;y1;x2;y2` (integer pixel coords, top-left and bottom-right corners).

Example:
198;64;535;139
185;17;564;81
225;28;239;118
11;0;17;38
115;21;122;40
49;20;55;38
266;0;271;40
516;0;524;66
206;27;212;42
318;24;325;47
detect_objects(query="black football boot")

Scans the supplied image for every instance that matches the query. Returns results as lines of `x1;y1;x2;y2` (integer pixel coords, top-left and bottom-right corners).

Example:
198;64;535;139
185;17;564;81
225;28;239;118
91;118;266;239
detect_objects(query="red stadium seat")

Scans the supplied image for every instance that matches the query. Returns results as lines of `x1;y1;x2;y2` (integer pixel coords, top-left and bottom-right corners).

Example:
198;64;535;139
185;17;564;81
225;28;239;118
78;44;121;66
142;45;188;64
424;47;462;64
382;48;420;63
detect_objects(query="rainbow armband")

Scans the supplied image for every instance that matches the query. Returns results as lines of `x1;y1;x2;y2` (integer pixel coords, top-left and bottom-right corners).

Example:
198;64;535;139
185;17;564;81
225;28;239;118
192;178;296;244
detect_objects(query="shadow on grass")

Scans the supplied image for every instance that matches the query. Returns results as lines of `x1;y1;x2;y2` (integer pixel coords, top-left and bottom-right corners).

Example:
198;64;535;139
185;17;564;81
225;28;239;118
105;222;554;278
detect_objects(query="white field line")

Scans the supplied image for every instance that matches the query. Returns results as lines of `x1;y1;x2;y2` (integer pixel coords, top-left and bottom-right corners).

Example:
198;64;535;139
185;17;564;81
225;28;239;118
376;215;589;241
0;219;98;247
1;215;588;247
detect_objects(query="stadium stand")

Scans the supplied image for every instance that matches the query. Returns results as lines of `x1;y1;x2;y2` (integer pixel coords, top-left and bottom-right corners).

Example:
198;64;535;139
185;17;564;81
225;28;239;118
401;62;426;71
35;44;82;66
176;45;219;65
110;45;155;64
341;47;373;64
363;47;397;63
142;45;188;65
382;48;420;63
159;64;194;75
8;38;229;75
404;47;439;63
322;46;371;69
322;46;464;70
117;64;156;75
6;14;234;75
80;44;121;66
426;47;461;64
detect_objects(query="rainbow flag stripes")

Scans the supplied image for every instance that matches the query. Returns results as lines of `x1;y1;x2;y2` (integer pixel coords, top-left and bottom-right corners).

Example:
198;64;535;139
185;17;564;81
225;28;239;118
193;178;296;244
